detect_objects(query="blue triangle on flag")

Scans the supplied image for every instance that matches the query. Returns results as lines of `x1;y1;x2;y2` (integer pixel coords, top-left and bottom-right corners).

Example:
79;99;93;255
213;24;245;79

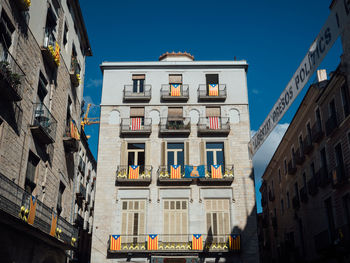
172;84;179;88
112;235;120;239
231;234;237;239
210;84;217;87
213;164;221;169
31;195;36;202
172;164;180;169
149;234;157;239
193;234;201;239
130;165;138;169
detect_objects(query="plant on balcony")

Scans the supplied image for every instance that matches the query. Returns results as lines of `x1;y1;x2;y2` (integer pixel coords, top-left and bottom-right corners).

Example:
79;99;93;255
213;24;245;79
0;61;22;89
140;172;151;179
223;171;234;178
117;170;127;178
48;43;60;66
159;171;169;178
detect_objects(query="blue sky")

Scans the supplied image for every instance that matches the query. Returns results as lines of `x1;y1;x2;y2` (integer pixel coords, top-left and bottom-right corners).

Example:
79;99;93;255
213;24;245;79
80;1;343;213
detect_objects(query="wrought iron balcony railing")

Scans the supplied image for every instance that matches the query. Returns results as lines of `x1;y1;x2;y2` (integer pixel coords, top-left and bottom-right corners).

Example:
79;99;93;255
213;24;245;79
108;234;241;253
63;120;79;153
123;85;151;101
70;56;81;87
116;165;152;185
160;84;189;101
157;166;192;185
199;165;234;185
0;49;25;101
198;84;227;101
197;117;230;135
159;117;191;135
0;172;77;247
120;118;152;135
31;103;57;144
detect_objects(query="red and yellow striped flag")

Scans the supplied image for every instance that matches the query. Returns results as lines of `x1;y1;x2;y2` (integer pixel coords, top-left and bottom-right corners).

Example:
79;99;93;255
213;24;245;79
148;234;158;250
208;84;219;96
129;165;139;179
170;84;181;96
192;234;203;250
229;234;241;251
110;235;121;251
211;165;222;179
170;165;181;179
131;117;142;130
27;195;37;225
49;212;57;236
209;117;219;130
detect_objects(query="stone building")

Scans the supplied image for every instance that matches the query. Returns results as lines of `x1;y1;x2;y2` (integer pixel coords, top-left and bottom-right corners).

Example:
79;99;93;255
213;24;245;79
0;0;96;262
92;52;258;263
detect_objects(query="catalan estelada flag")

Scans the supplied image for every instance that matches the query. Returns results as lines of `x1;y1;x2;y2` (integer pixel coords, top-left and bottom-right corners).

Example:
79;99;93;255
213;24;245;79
229;234;241;251
148;234;158;250
209;117;219;130
208;84;219;96
170;84;181;96
170;165;181;179
192;234;203;250
49;212;57;236
211;165;223;179
131;117;142;130
27;195;37;225
110;235;121;251
129;165;139;179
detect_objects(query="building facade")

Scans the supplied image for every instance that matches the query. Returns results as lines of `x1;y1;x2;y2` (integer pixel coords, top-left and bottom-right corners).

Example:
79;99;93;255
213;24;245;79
0;0;95;262
92;52;258;263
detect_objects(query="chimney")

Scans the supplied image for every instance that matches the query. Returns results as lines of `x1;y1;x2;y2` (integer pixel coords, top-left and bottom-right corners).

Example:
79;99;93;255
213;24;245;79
316;69;327;82
159;51;194;62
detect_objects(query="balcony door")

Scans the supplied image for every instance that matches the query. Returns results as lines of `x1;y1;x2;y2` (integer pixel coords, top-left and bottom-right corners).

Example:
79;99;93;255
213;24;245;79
132;74;145;93
127;143;145;173
206;142;224;172
167;143;184;173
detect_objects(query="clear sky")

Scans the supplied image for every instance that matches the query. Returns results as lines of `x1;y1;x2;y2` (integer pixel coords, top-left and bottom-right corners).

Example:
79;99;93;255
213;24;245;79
80;0;343;213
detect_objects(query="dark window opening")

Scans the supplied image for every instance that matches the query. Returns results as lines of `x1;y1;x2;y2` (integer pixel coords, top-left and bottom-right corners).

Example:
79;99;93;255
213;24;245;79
24;151;39;194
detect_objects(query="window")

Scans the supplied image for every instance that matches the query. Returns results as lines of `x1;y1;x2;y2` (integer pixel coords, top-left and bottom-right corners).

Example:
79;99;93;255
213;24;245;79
121;200;146;243
310;162;315;178
24;151;39;194
63;22;68;49
320;147;328;172
44;7;58;47
294;182;299;200
132;75;145;93
315;108;322;131
281;199;284;215
329;99;337;119
284;159;287;175
206;107;220;117
0;11;15;58
343;194;350;226
57;182;65;215
206;142;224;171
335;143;345;174
291;147;296;165
341;83;350;117
303;173;307;187
205;199;230;243
66;96;72;128
130;107;145;126
163;200;188;242
307;122;312;143
278;169;281;183
37;72;48;104
167;143;184;172
127;143;145;168
206;74;218;85
299;135;304;153
167;107;184;128
287;192;290;209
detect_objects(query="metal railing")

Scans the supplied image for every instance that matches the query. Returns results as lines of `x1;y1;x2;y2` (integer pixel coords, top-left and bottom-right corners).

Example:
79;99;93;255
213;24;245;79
159;117;191;133
70;56;80;75
160;84;189;100
197;117;230;132
198;84;227;99
108;234;240;252
123;85;151;100
120;118;152;133
0;172;77;245
0;49;25;101
116;165;153;180
202;165;234;180
43;29;56;49
32;103;57;142
157;165;189;181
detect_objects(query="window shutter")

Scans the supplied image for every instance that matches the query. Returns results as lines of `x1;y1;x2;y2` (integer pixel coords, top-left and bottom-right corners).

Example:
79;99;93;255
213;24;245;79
206;107;221;117
130;107;144;117
161;141;166;166
168;107;183;118
185;141;189;165
169;74;182;84
132;74;145;80
120;141;127;165
224;140;230;166
200;141;206;165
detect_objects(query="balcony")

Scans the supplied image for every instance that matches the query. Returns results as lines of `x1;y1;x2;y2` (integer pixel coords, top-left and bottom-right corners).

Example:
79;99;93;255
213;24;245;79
307;177;318;196
157;166;192;185
160;84;189;101
331;165;348;188
318;167;330;188
303;136;313;155
63;120;80;153
300;187;308;203
30;103;57;144
159;117;191;136
78;157;86;174
197;117;230;135
292;196;300;210
116;165;152;186
69;56;81;88
295;149;305;165
268;190;275;202
325;114;338;136
120;118;152;136
287;160;297;175
123;85;152;102
74;213;84;227
0;50;25;101
76;183;86;200
198;165;234;185
0;172;77;248
14;0;31;11
108;234;240;254
198;84;227;101
311;123;324;143
41;30;60;69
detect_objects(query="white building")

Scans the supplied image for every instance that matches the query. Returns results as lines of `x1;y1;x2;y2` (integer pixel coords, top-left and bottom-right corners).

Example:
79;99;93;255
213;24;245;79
92;52;258;263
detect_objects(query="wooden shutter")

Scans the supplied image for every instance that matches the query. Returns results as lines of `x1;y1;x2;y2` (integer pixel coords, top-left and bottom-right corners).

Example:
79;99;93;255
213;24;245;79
206;107;220;117
120;141;128;165
185;141;189;165
224;140;230;166
169;74;182;84
161;141;166;166
168;107;183;118
130;107;144;117
132;74;145;80
200;140;206;165
163;200;188;242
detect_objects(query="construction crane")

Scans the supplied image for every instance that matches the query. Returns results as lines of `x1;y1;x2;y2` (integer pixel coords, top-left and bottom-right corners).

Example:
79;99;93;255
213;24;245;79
81;103;99;131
